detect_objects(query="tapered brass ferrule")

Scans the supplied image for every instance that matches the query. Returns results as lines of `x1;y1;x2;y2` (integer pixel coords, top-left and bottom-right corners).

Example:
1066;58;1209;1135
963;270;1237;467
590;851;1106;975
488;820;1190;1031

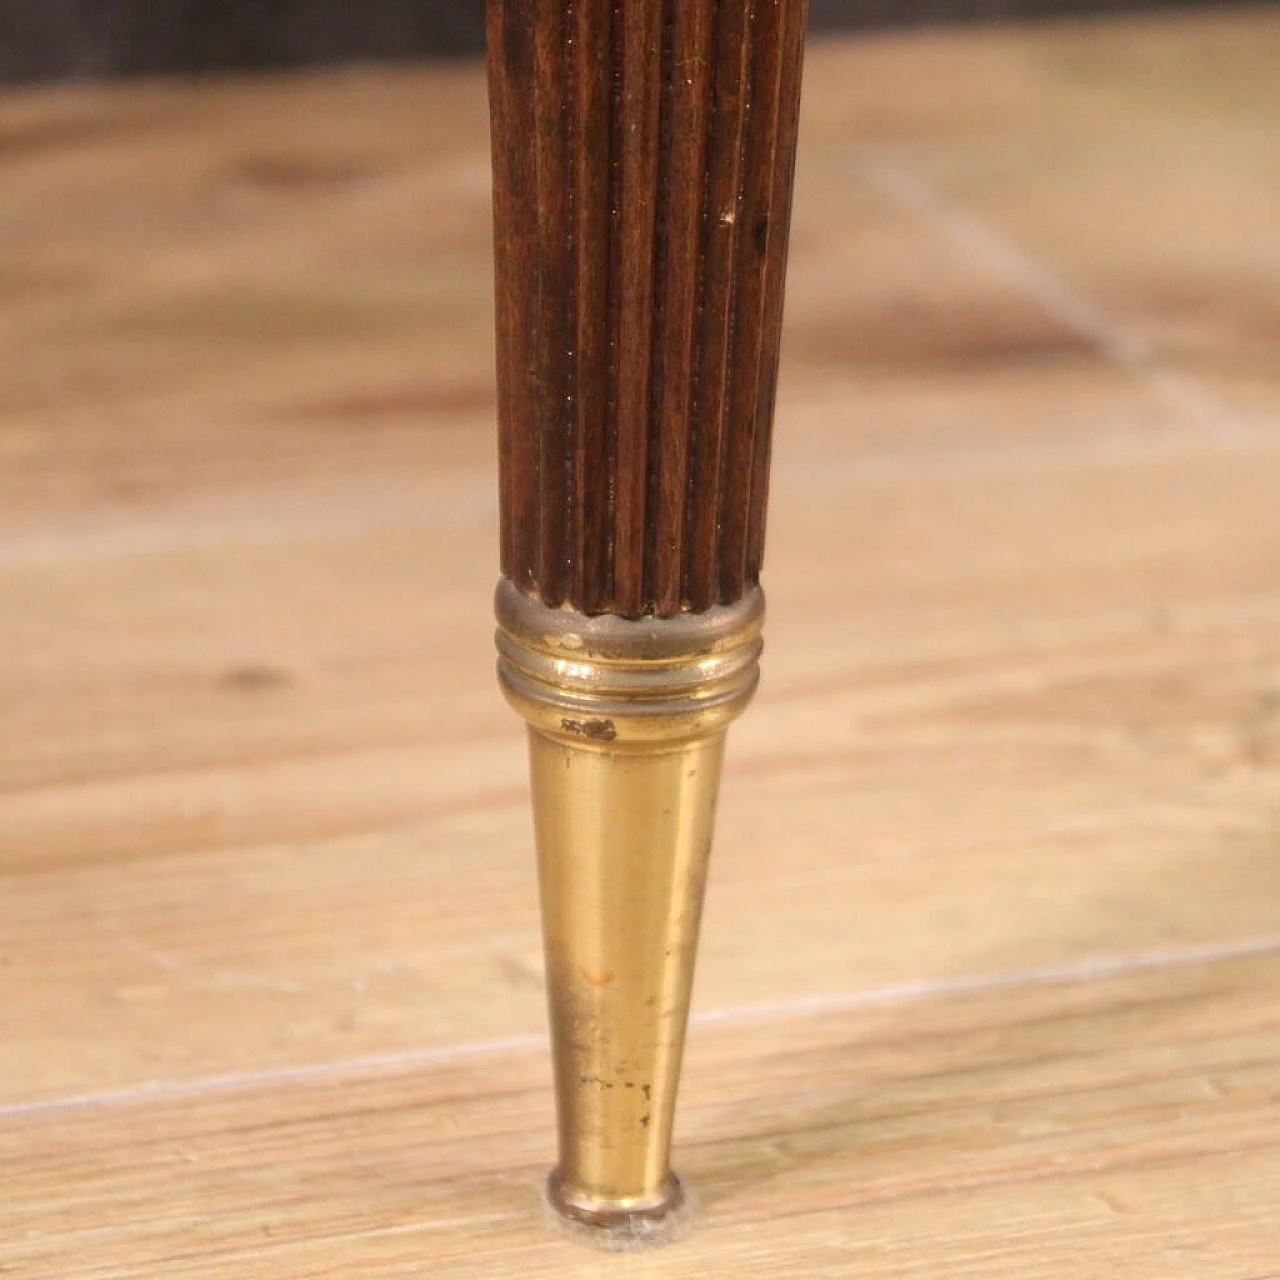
495;580;764;1244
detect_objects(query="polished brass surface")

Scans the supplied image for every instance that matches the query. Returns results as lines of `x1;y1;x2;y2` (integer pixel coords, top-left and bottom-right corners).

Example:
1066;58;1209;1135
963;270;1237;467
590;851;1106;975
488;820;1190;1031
495;581;763;1240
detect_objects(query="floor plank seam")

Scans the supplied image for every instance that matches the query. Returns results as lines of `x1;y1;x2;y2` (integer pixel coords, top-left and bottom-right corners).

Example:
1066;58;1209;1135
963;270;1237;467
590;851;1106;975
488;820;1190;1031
848;148;1263;447
5;933;1277;1122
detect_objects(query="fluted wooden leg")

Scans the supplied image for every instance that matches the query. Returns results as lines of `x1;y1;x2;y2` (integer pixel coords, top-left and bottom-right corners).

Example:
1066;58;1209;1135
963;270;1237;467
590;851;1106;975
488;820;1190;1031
487;0;808;1248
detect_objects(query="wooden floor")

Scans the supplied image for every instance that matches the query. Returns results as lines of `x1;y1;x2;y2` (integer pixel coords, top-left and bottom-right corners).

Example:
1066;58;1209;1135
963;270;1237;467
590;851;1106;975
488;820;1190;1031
4;8;1280;1277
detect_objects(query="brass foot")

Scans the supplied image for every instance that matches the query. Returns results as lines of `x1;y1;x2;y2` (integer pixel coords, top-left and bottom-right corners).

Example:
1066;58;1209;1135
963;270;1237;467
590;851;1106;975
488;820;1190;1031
544;1168;694;1251
496;580;763;1242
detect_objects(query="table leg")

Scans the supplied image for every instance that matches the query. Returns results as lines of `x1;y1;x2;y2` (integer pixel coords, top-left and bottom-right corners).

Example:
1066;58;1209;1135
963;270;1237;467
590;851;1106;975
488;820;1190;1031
487;0;808;1247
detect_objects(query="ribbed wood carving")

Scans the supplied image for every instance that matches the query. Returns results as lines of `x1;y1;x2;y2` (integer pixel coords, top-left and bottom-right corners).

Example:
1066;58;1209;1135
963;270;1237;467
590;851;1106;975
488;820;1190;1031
487;0;808;618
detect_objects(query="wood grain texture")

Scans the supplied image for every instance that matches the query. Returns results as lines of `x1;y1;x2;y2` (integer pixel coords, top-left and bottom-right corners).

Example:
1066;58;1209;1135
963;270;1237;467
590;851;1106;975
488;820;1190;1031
3;8;1280;1277
487;0;809;617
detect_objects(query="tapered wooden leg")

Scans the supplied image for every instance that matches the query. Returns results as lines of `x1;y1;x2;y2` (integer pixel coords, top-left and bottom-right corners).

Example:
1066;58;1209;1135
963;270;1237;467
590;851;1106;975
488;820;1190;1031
486;0;808;1247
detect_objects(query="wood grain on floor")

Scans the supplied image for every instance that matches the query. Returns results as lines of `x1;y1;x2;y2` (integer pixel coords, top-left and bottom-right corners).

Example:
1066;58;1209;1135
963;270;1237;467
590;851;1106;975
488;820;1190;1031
2;8;1278;1278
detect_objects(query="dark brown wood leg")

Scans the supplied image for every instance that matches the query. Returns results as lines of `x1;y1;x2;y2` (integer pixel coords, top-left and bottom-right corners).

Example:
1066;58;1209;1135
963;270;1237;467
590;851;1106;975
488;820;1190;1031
487;0;808;1246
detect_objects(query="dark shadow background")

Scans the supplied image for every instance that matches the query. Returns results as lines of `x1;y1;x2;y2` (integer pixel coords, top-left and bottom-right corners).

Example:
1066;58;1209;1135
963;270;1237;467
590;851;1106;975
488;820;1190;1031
0;0;1244;84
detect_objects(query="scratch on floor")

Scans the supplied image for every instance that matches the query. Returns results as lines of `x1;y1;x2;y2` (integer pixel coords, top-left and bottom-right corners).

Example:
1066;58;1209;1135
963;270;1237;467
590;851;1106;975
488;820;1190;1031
110;916;303;996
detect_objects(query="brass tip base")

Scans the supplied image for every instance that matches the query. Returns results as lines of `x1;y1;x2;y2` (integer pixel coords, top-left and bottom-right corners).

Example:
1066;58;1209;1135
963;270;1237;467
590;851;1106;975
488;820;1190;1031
545;1170;695;1252
496;579;763;1247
